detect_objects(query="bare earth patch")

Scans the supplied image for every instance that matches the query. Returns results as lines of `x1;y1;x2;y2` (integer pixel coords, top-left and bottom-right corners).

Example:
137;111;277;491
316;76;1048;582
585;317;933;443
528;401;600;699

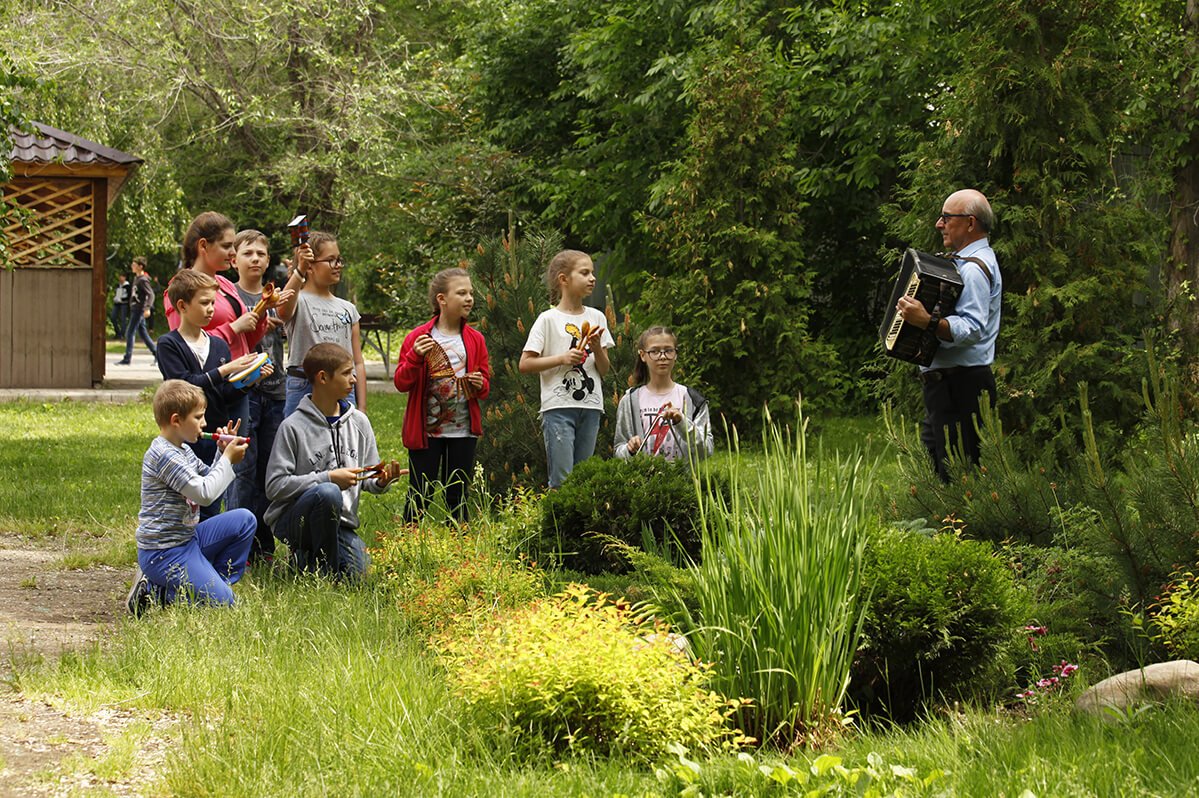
0;536;173;797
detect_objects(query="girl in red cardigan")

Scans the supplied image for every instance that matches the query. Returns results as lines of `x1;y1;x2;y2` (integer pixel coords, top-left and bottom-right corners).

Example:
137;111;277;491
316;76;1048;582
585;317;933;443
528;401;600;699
394;268;491;523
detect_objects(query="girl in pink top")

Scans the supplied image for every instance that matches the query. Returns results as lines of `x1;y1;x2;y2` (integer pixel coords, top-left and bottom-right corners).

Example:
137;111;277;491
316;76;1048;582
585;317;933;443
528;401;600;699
165;212;271;359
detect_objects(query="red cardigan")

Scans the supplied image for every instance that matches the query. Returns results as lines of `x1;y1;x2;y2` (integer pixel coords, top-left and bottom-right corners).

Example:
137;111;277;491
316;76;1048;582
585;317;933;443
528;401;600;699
394;316;491;450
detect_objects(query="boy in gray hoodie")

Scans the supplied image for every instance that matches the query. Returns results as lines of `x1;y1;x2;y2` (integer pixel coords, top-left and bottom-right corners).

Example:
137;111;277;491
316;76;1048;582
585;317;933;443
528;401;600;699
265;343;404;576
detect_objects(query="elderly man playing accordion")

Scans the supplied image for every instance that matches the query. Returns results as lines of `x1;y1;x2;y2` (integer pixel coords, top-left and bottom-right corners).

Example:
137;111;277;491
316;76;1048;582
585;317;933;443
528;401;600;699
896;188;1002;482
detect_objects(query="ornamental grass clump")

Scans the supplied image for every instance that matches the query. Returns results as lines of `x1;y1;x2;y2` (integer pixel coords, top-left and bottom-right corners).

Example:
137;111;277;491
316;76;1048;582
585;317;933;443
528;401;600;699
437;584;745;761
681;407;873;746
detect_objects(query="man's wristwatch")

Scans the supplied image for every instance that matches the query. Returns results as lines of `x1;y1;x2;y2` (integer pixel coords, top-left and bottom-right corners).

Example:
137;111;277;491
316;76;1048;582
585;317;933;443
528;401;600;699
926;313;940;333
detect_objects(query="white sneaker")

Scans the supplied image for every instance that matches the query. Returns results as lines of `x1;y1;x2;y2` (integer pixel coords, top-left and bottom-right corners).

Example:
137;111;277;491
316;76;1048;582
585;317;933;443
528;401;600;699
125;566;151;617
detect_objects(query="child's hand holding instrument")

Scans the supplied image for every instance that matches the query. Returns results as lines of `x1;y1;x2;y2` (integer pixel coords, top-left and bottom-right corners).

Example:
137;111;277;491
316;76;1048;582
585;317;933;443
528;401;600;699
252;282;278;316
352;460;408;486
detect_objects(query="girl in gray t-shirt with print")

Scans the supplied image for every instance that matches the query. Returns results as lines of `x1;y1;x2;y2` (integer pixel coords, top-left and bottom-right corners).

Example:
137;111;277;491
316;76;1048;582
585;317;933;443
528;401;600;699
276;231;366;418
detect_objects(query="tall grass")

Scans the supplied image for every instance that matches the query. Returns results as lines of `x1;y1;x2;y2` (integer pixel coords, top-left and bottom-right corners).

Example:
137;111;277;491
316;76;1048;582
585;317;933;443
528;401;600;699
682;408;875;745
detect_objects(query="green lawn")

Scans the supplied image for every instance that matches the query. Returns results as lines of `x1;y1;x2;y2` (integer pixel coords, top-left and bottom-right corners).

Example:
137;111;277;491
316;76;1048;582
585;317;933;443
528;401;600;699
7;399;1197;796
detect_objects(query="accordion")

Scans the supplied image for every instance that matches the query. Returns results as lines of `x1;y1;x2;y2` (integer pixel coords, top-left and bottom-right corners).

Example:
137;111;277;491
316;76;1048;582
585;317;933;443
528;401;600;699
878;249;963;366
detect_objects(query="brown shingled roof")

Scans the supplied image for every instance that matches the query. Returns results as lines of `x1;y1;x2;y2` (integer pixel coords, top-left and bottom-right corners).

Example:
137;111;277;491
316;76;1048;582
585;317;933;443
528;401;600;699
9;122;141;167
8;122;142;200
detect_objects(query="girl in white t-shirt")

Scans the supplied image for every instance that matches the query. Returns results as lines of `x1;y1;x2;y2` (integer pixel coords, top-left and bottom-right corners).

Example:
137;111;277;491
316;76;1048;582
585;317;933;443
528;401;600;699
613;326;713;464
519;250;614;488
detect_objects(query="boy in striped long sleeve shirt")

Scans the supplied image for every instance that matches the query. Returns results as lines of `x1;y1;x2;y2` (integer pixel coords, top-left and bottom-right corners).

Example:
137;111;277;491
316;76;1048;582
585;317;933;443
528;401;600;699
125;380;256;616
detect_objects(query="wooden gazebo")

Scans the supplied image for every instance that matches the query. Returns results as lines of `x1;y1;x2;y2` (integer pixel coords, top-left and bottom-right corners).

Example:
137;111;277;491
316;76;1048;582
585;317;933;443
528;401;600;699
1;123;142;388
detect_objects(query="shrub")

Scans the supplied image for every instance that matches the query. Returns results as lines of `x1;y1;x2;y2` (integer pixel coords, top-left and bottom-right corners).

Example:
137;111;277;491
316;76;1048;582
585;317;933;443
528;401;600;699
1151;571;1199;660
678;409;873;746
851;527;1026;721
538;455;718;574
437;584;744;761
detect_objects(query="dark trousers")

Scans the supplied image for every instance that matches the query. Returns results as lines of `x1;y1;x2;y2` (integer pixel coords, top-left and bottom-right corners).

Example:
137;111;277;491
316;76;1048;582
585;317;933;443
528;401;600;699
232;391;284;560
405;437;478;523
273;483;370;577
920;365;996;482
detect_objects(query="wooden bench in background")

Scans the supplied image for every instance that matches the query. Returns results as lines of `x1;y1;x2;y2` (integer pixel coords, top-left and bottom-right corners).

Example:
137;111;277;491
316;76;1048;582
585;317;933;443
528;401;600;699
358;313;399;375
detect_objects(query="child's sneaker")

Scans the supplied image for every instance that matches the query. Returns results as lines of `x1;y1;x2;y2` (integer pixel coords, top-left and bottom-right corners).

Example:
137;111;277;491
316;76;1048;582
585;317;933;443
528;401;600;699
125;566;152;617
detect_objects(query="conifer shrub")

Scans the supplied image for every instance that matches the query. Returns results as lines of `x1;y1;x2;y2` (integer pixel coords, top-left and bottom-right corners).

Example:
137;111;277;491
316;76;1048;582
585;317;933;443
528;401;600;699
850;527;1026;721
436;584;744;761
538;456;720;575
470;219;637;494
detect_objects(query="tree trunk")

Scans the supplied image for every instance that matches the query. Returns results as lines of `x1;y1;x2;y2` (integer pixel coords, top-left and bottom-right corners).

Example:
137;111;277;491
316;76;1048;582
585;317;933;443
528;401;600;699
1168;0;1199;376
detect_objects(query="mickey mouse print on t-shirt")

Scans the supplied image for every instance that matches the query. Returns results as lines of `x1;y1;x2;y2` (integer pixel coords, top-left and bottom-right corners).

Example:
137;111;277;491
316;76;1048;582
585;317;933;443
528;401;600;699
553;321;597;402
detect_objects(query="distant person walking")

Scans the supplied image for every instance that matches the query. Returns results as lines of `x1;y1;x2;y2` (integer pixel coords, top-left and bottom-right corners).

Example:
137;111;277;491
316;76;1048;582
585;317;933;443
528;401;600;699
116;257;157;365
110;272;131;339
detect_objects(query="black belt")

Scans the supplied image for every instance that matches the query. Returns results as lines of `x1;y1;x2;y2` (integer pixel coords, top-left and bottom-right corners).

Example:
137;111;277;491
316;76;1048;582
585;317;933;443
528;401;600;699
286;366;306;379
918;364;989;385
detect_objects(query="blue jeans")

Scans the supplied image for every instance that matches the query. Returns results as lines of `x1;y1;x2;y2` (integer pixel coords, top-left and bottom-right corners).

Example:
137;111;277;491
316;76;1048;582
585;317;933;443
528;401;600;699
283;375;311;418
272;483;370;577
137;509;255;606
231;391;284;557
541;408;602;488
121;314;156;362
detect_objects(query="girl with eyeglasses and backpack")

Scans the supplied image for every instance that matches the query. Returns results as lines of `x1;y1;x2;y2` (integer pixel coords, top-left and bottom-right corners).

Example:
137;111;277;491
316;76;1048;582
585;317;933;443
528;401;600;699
613;326;713;464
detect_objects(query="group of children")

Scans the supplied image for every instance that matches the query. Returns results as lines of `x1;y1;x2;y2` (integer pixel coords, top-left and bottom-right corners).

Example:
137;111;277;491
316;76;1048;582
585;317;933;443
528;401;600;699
128;221;714;614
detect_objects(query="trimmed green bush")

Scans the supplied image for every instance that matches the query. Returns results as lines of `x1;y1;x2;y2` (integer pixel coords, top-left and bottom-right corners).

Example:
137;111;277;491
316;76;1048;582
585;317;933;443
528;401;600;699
437;585;743;761
851;527;1026;721
539;455;717;575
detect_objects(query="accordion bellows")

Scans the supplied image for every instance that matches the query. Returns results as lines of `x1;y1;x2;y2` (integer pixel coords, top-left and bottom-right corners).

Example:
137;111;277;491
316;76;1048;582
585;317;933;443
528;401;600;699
879;249;963;367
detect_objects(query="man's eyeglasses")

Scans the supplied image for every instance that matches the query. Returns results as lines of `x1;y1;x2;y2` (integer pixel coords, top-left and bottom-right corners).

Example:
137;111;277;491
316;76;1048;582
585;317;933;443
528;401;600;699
643;348;678;359
313;257;345;267
937;213;973;223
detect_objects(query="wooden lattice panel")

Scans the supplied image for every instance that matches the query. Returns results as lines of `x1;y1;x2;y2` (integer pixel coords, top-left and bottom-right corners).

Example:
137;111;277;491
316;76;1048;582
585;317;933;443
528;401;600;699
2;177;94;269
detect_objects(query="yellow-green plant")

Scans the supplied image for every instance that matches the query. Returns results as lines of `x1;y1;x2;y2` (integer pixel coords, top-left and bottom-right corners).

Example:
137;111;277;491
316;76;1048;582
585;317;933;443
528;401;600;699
438;584;745;761
681;407;874;745
1151;571;1199;659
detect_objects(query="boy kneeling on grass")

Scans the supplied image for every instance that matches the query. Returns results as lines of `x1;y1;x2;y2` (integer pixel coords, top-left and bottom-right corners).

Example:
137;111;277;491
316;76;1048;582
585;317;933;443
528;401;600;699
265;343;404;578
126;380;256;616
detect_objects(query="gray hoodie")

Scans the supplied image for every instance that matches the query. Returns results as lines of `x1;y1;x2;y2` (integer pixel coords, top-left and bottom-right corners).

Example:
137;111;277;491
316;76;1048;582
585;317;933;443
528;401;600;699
265;395;390;530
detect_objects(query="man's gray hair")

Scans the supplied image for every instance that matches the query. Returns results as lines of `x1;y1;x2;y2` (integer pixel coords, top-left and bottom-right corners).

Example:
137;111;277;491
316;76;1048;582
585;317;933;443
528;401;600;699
964;195;995;233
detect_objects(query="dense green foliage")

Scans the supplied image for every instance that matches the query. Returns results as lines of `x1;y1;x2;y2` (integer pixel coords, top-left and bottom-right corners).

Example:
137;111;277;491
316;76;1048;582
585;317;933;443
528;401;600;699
6;0;1196;447
852;527;1026;721
539;455;713;574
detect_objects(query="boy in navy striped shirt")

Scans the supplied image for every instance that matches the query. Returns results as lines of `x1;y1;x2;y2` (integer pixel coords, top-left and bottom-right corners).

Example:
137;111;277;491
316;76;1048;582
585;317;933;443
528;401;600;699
125;379;256;616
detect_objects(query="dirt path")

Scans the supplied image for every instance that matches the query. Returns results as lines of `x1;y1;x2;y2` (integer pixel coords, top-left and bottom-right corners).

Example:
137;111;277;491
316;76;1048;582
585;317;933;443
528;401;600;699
0;537;170;797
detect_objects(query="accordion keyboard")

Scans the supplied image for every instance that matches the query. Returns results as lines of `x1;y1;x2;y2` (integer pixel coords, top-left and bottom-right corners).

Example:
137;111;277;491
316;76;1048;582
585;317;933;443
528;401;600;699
884;273;921;349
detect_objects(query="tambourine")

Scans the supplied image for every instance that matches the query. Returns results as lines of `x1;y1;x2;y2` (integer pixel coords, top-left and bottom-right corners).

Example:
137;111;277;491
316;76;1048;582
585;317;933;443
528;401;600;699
231;352;271;390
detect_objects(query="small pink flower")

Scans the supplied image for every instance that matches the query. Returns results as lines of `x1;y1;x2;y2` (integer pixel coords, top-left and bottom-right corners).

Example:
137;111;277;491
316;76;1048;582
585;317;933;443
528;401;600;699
1023;625;1049;636
1061;663;1079;678
1037;678;1053;688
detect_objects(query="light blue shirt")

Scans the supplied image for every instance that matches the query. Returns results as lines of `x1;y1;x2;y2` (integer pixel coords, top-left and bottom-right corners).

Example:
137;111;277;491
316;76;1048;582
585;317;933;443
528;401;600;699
926;237;1001;370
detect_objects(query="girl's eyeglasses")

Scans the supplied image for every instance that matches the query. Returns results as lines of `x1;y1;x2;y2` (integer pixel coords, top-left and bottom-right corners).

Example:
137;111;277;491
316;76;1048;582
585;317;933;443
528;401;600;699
643;348;678;359
313;257;345;267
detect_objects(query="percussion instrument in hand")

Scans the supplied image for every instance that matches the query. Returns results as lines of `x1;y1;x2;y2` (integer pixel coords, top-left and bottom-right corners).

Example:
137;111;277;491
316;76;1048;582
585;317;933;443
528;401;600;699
879;249;963;366
352;461;408;484
230;352;272;389
288;215;309;247
252;282;278;316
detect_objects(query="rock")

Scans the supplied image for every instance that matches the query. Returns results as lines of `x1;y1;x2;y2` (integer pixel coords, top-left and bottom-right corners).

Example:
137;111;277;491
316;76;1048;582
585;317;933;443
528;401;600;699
1075;660;1199;716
